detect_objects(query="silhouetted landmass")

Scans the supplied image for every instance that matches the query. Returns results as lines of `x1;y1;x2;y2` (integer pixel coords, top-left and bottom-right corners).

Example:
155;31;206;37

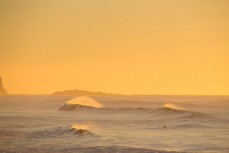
0;77;7;95
52;89;227;97
52;89;125;97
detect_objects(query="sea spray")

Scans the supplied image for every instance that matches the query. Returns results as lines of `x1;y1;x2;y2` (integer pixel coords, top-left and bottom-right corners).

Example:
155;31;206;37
70;124;93;135
66;96;103;108
163;103;186;110
59;96;103;110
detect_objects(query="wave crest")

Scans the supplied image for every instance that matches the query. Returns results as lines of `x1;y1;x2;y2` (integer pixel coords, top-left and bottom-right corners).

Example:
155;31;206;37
59;96;103;111
70;124;93;135
163;103;186;110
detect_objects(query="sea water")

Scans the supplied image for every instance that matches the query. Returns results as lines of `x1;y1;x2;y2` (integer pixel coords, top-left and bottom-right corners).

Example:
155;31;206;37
0;95;229;153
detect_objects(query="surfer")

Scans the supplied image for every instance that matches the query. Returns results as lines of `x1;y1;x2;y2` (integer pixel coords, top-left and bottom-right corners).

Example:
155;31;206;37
164;125;166;128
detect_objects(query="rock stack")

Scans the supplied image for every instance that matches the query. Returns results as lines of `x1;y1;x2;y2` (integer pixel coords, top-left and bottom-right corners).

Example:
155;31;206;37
0;77;7;95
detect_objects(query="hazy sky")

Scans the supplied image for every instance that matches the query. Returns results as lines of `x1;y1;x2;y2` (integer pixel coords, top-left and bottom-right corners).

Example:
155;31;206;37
0;0;229;95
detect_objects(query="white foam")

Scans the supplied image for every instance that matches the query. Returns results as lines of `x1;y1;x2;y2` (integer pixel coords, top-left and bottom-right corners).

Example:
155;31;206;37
163;103;186;110
65;96;103;108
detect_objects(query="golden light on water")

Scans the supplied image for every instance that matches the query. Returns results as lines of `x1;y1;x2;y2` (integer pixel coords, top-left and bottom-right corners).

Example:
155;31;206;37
71;124;90;130
66;96;104;108
163;103;185;110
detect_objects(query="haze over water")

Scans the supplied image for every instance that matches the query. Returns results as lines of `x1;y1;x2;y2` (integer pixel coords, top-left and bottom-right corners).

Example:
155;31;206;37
0;95;229;153
0;0;229;152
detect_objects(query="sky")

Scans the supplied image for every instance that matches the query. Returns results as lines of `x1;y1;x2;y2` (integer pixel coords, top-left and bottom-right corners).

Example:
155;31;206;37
0;0;229;95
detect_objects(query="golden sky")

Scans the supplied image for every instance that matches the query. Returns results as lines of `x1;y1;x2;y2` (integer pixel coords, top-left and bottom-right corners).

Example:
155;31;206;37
0;0;229;95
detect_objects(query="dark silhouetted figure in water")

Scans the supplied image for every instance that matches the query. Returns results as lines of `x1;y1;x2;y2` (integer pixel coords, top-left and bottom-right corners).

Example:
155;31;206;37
164;125;166;128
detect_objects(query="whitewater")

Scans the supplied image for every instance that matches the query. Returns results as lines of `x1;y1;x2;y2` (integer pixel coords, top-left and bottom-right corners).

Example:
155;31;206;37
0;95;229;153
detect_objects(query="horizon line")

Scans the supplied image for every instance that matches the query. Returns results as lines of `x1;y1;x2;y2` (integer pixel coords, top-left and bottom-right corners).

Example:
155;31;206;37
3;88;229;96
2;93;229;96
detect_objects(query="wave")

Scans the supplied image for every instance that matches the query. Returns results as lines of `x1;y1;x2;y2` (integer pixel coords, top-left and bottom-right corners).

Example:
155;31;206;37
59;96;103;111
150;107;213;121
70;124;94;135
163;103;186;110
1;145;181;153
29;127;72;139
58;103;152;114
152;107;189;115
58;103;99;111
29;125;95;139
181;113;209;120
54;146;181;153
58;101;215;122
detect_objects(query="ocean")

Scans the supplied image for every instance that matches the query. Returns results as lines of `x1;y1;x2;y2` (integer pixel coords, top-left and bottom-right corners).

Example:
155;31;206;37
0;95;229;153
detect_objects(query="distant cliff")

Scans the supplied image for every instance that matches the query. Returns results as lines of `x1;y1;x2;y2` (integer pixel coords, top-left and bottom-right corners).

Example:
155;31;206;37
0;77;7;95
52;89;124;97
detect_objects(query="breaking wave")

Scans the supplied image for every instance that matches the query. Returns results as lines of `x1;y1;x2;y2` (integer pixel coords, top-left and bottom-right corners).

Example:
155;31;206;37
70;124;93;135
163;103;186;110
150;107;190;117
59;96;103;111
29;125;94;139
59;103;99;111
151;106;212;121
58;102;212;122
